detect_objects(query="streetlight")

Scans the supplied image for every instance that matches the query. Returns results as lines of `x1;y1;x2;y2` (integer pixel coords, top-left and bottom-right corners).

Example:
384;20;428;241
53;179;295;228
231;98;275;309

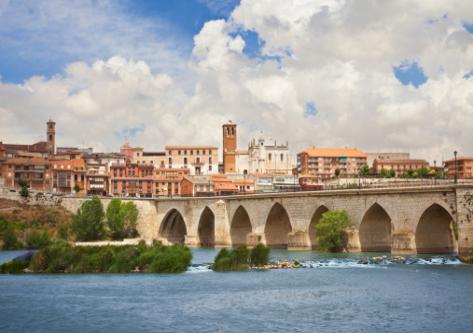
454;151;458;184
434;160;436;185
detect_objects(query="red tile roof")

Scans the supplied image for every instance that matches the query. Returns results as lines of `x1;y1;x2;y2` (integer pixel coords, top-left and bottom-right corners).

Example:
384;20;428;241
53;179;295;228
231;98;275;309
299;148;367;157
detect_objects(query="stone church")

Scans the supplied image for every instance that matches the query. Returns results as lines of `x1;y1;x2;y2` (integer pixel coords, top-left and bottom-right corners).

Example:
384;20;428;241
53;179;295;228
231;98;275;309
222;121;293;175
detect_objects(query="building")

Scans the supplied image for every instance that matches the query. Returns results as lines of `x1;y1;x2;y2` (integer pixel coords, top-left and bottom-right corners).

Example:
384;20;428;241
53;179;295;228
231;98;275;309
131;147;166;167
0;157;52;190
366;152;410;167
46;119;56;158
0;141;48;159
249;173;273;191
299;175;322;190
231;178;256;194
208;175;239;196
51;159;86;194
165;145;219;175
222;121;237;174
297;148;367;179
85;163;109;196
272;174;299;190
83;153;126;171
181;176;215;197
444;157;473;179
153;167;190;197
222;121;293;175
110;162;154;197
56;147;93;155
120;140;133;162
372;159;429;177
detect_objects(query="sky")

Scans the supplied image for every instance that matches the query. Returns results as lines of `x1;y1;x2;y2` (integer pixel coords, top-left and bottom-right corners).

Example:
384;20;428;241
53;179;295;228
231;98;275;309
0;0;472;164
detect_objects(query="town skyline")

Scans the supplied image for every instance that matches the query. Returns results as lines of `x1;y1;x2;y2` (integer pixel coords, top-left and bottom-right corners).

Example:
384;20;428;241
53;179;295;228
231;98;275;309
0;1;472;163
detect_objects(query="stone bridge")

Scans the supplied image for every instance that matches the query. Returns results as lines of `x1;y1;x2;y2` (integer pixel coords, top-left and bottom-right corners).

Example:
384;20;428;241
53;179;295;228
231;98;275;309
4;184;473;261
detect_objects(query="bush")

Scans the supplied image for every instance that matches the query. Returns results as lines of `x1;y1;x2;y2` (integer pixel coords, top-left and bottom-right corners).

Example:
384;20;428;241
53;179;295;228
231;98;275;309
249;244;270;267
20;186;29;198
0;261;29;274
213;245;250;272
106;198;124;240
25;242;192;274
121;201;139;238
18;178;28;187
315;210;353;253
25;226;53;249
2;227;24;250
72;196;105;241
58;223;69;240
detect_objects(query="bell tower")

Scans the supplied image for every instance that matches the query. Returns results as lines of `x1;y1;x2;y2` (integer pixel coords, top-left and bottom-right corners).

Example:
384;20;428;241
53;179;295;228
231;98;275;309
223;121;237;174
46;119;56;158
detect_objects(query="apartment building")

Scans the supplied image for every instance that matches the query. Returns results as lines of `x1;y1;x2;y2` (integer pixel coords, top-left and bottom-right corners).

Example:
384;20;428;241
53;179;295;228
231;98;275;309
181;176;215;197
153;167;190;197
110;162;154;197
297;148;367;179
86;163;109;196
131;147;166;167
366;152;410;167
51;159;86;193
165;145;219;175
444;157;473;179
208;175;239;195
0;157;52;190
372;159;429;177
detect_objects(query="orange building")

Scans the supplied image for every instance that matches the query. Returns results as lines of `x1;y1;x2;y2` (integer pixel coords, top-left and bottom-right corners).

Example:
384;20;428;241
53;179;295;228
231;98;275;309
110;162;154;197
372;159;429;177
231;178;256;194
222;121;237;174
51;159;86;194
444;157;473;179
153;167;190;197
181;176;215;197
86;162;109;196
165;145;219;175
208;175;239;195
1;157;52;190
297;148;367;179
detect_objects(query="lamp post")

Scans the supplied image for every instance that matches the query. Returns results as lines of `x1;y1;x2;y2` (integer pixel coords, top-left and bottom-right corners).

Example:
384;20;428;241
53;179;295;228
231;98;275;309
434;160;436;185
454;151;458;184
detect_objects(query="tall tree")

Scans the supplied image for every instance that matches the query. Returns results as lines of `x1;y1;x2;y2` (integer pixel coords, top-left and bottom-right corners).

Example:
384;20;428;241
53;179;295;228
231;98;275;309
121;201;139;238
360;164;370;178
106;198;124;240
72;196;105;241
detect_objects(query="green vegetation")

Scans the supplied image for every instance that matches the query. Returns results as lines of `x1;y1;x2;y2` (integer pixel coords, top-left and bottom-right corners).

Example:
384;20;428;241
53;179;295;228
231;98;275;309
407;169;414;177
18;179;28;187
212;244;271;272
25;226;53;249
18;178;29;198
379;168;388;178
24;241;192;274
335;168;340;178
73;184;81;193
72;196;105;241
417;167;429;177
58;223;69;240
2;227;24;250
360;164;370;177
389;170;396;178
294;260;300;266
106;198;139;240
315;210;353;253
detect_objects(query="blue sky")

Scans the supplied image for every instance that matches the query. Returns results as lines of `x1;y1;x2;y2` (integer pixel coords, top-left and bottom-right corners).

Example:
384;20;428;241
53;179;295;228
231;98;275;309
0;0;241;84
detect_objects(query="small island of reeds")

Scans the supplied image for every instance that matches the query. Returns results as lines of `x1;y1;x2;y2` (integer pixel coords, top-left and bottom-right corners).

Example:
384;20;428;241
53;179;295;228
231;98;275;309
0;240;192;274
212;244;271;272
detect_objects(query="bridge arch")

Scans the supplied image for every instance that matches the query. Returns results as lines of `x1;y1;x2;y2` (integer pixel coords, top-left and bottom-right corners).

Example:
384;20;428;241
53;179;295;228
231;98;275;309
264;202;293;248
415;203;457;254
230;205;253;247
198;206;215;247
158;209;187;245
308;205;329;250
359;203;392;252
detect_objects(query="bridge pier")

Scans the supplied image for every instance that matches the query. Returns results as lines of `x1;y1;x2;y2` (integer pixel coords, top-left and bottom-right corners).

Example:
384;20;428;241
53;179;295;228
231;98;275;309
391;232;416;254
287;232;311;250
456;188;473;262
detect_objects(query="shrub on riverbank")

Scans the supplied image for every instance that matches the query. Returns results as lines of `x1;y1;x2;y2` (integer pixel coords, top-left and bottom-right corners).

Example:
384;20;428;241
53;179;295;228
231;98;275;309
72;196;106;241
27;241;192;274
315;210;352;253
2;227;24;250
213;244;271;271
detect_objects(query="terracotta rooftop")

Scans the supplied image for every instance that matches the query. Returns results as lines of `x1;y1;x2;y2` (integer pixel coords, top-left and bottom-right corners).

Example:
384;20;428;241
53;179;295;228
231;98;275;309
165;145;218;149
3;157;50;164
2;141;48;153
374;159;429;164
444;157;473;163
299;148;367;158
183;177;215;185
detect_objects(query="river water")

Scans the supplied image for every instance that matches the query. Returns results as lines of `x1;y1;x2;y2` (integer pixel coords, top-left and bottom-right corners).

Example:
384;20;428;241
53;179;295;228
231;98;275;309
1;248;472;332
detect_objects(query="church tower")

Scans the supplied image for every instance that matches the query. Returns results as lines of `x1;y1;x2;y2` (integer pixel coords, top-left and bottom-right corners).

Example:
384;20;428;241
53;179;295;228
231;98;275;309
46;119;56;158
223;121;237;174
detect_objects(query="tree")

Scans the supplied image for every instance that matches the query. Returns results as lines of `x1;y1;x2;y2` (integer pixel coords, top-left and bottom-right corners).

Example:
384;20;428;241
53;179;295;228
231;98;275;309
18;178;28;187
412;172;419;178
315;210;353;253
407;169;414;178
121;201;139;238
389;170;396;178
106;198;124;240
2;227;23;250
20;186;29;198
379;168;388;178
72;196;105;241
418;167;429;178
74;184;81;193
335;168;340;178
360;164;370;178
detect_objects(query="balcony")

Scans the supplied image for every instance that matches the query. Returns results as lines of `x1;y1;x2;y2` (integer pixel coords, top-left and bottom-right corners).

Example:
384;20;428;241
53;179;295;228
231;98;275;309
191;160;205;166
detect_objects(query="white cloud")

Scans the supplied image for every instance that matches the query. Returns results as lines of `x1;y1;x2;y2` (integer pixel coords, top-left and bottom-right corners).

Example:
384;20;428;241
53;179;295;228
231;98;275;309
1;0;473;164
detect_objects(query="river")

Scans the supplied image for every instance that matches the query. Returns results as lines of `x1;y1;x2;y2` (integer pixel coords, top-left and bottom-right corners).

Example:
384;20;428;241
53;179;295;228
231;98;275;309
1;248;472;332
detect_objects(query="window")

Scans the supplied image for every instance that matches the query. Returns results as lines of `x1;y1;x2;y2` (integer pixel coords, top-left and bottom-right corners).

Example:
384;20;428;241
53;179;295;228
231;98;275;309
128;171;131;176
231;128;234;135
184;150;187;154
132;171;135;176
169;150;172;155
281;154;284;161
268;153;272;161
226;128;229;135
190;150;193;155
197;150;200;154
209;165;212;171
178;150;181;155
49;134;53;141
49;125;52;129
209;150;212;155
169;157;172;164
203;150;206;155
137;153;140;157
184;157;188;165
